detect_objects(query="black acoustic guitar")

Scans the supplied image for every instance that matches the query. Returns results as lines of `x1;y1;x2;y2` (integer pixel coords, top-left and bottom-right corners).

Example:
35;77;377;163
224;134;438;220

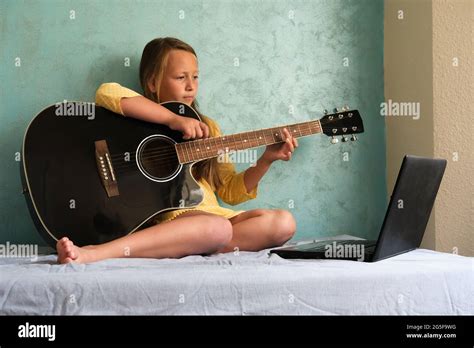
21;101;364;247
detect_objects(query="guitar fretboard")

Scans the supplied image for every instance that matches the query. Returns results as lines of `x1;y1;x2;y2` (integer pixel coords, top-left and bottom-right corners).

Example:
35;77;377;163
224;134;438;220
176;119;321;163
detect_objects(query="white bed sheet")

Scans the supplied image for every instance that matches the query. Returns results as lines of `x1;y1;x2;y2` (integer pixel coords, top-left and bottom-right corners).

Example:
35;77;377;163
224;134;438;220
0;236;472;315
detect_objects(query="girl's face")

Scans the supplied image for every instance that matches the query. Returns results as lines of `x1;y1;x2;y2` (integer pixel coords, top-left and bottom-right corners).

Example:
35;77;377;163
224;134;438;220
152;49;199;106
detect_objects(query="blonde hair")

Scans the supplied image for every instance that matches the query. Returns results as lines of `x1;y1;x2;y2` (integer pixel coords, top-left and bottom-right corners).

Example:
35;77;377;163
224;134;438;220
139;37;223;190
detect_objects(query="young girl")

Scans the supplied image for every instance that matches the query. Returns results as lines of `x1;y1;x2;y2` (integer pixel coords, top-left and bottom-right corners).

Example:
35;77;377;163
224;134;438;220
56;37;298;264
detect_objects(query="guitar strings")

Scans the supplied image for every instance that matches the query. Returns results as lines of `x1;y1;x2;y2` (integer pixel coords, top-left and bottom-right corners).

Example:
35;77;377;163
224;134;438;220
110;123;324;172
110;135;282;170
111;149;223;171
109;124;322;161
108;122;322;160
109;116;358;174
110;119;342;167
112;141;324;172
109;136;268;161
110;144;233;171
108;134;273;160
109;137;263;163
112;156;179;172
111;142;243;171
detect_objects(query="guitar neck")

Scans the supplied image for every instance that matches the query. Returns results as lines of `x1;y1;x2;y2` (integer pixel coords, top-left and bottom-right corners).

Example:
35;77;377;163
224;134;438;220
176;119;322;163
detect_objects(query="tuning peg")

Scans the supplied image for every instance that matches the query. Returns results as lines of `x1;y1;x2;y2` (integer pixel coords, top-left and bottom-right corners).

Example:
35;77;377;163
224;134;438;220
351;135;358;141
323;109;328;115
342;136;348;142
333;108;338;113
331;136;339;144
344;105;349;110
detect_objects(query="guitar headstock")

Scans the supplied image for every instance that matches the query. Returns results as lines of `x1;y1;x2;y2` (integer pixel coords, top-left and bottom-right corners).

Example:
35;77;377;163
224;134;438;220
319;106;364;144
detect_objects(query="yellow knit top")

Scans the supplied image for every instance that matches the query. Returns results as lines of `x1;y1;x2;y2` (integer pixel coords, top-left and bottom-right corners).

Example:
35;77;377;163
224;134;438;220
95;83;258;224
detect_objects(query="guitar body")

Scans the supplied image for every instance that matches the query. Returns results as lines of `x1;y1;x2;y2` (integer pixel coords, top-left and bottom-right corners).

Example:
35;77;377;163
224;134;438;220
21;102;204;247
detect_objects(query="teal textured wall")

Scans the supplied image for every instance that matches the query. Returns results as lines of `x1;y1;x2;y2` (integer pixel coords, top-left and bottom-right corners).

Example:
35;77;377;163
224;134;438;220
0;0;385;245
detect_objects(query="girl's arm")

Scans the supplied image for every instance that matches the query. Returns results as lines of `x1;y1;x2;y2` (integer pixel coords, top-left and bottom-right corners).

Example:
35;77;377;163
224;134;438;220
206;117;297;204
241;127;298;193
242;158;272;193
121;95;175;125
95;83;209;139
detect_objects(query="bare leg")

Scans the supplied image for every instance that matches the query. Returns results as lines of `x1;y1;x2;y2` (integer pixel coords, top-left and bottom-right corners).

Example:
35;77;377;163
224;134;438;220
218;209;296;253
56;212;232;264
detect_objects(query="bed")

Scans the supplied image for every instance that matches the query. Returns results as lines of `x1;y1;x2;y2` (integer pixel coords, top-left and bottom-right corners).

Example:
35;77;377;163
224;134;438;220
0;235;472;315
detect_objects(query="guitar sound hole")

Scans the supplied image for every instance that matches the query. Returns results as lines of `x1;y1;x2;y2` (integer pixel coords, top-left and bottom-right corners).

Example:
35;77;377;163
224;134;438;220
136;135;182;182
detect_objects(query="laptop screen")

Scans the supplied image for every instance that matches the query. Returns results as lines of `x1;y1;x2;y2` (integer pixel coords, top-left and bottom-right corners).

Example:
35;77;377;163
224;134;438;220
372;155;447;262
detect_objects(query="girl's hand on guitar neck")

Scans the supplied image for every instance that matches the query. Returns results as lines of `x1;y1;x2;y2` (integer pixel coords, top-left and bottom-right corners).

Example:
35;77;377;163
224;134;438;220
262;128;298;164
167;114;210;140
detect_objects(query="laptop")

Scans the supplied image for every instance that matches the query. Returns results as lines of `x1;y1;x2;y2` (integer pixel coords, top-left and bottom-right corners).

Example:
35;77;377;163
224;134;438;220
270;155;447;262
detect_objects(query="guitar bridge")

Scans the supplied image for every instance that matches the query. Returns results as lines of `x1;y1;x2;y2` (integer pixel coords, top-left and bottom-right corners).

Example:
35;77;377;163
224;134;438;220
95;140;119;197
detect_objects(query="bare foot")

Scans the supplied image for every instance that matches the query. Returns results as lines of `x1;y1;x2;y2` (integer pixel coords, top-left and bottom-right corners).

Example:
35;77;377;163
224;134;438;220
56;237;95;264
